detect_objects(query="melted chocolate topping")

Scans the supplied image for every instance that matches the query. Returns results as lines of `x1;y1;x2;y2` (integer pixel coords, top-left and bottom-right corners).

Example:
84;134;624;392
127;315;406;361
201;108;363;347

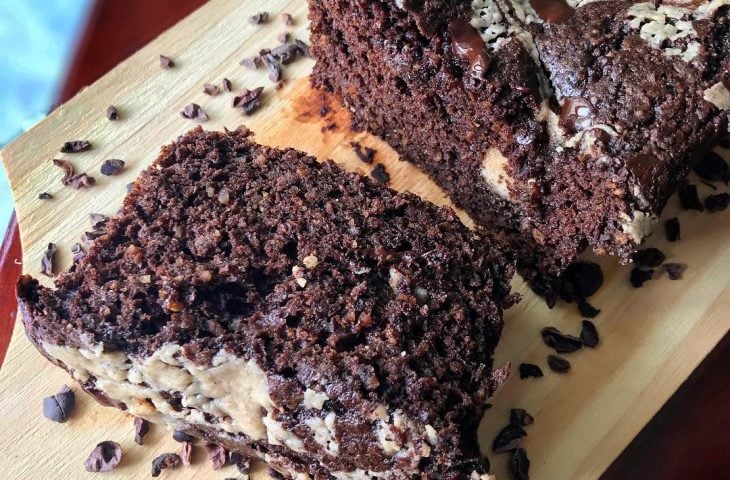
449;20;491;80
530;0;575;23
559;97;595;133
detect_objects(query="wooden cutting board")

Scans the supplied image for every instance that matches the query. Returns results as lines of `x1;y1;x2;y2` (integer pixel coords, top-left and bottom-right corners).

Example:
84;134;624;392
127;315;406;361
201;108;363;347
1;0;728;478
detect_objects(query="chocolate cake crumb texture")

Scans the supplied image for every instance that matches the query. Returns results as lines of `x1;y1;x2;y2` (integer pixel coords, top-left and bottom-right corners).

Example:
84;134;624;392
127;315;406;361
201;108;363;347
84;441;122;472
547;355;570;374
42;385;75;423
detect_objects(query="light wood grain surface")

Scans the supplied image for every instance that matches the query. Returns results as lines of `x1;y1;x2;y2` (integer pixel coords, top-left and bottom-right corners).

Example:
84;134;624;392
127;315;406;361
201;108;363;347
1;0;728;479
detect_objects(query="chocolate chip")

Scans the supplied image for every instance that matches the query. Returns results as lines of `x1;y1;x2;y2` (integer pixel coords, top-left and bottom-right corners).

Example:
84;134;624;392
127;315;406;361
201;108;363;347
630;267;654;288
678;183;704;211
240;56;261;70
664;217;680;242
223;78;233;92
151;453;181;477
180;441;193;467
663;262;686;280
232;87;264;115
261;53;282;82
106;105;118;120
492;423;527;453
100;159;125;176
518;363;543;379
159;55;175;69
510;409;534;428
541;327;582;353
547;354;570;373
580;320;599;348
351;141;376;164
42;385;75;422
71;242;86;263
693;151;728;182
577;299;600;318
277;32;289;43
293;39;311;58
40;242;57;277
371;163;390;184
203;83;220;96
89;213;108;230
134;417;150;445
561;262;603;298
559;96;595;134
84;441;122;472
449;20;490;80
53;158;96;189
205;443;228;470
282;13;294;26
172;429;194;442
632;248;665;268
60;140;91;153
705;193;730;212
181;103;209;121
508;448;530;480
249;12;269;24
38;192;52;200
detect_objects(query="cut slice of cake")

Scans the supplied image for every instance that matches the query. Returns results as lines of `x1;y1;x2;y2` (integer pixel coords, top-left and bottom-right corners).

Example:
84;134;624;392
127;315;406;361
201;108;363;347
18;127;513;479
309;0;730;286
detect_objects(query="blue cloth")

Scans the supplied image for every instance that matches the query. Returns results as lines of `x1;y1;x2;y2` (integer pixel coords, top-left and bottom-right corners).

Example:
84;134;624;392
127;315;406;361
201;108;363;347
0;0;91;234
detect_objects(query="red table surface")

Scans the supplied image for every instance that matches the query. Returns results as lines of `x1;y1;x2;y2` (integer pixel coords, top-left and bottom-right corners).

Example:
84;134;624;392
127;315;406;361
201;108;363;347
0;1;728;478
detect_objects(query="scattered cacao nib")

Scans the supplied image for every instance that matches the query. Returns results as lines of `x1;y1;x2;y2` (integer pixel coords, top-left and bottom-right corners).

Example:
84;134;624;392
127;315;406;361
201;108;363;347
106;105;118;120
223;78;233;92
509;409;534;428
293;39;311;58
159;54;174;69
580;320;599;348
180;441;193;467
282;12;294;26
100;158;125;176
89;213;108;230
81;230;104;245
151;453;181;477
577;299;600;318
518;363;543;379
663;262;686;280
84;441;122;472
664;217;680;242
351;141;376;164
705;193;730;212
693;151;728;182
632;248;665;268
172;429;194;442
60;140;91;153
71;242;86;263
42;385;75;422
249;12;269;24
541;327;582;354
203;83;220;96
38;192;52;200
678;183;704;211
40;242;57;277
205;443;228;470
67;173;96;189
561;261;604;299
233;87;264;115
53;159;96;189
492;423;527;453
371;163;390;184
262;53;282;82
181;103;209;121
272;42;302;64
240;56;261;70
508;448;530;480
547;354;570;374
134;417;150;445
630;267;654;288
278;32;289;44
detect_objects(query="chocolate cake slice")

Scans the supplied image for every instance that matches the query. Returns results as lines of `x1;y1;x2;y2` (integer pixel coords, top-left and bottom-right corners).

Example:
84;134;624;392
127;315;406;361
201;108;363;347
309;0;729;285
18;127;513;479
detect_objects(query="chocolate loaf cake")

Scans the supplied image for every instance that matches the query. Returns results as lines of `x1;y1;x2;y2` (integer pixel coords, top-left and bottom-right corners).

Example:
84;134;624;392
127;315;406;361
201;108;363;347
18;127;513;479
310;0;730;283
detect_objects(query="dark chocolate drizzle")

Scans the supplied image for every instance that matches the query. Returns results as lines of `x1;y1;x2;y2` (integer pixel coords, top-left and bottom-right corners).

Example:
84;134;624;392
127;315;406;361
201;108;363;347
530;0;575;23
449;19;491;80
559;96;595;133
